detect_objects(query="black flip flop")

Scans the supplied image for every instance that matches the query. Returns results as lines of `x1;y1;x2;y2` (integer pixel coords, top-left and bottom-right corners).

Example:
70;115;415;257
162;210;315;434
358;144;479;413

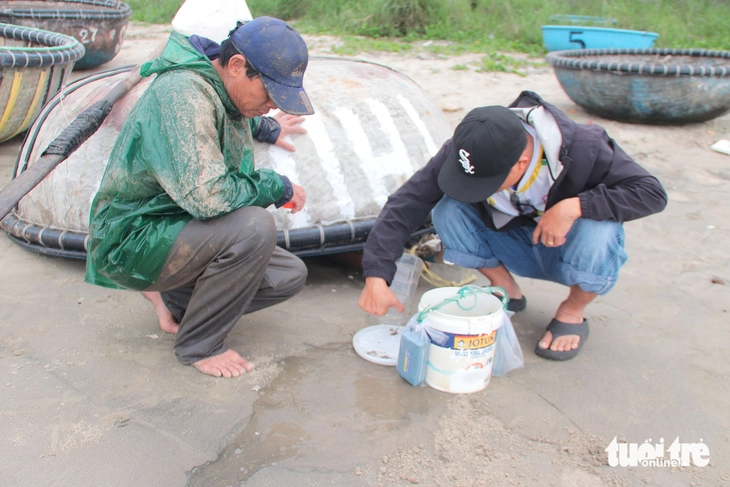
491;290;527;312
507;295;527;312
534;318;589;361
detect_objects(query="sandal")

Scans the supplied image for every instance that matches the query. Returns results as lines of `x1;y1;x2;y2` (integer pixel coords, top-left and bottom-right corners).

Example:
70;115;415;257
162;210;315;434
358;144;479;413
534;318;589;361
507;295;527;313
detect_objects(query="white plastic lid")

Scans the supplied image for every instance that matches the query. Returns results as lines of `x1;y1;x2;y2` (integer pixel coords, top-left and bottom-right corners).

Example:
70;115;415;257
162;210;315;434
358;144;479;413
352;324;403;366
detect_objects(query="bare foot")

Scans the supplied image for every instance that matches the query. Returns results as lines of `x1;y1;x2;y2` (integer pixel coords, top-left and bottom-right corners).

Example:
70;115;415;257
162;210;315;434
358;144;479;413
538;285;595;352
141;291;179;334
538;319;583;352
192;349;255;378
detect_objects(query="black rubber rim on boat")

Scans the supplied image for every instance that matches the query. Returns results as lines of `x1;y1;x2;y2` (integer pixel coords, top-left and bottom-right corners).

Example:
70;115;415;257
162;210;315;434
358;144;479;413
546;48;730;76
3;216;433;260
0;23;85;67
0;0;131;21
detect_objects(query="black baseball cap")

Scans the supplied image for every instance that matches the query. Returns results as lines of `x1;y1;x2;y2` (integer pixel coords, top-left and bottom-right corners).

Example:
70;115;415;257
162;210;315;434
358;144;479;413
437;106;527;203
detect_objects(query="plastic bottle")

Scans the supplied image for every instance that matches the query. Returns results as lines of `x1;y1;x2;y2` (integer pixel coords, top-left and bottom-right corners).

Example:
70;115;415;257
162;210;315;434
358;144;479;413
381;253;424;326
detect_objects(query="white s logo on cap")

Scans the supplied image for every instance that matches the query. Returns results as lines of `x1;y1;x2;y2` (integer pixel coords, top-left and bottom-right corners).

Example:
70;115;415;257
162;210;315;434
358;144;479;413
459;149;474;175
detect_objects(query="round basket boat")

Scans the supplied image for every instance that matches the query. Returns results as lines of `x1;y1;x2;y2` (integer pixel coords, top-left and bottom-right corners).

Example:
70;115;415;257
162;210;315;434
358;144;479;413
1;57;451;259
541;26;658;52
546;48;730;124
0;0;131;70
0;23;84;143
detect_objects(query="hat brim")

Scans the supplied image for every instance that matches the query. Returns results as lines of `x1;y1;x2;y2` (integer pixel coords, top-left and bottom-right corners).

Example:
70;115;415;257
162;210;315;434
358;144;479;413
260;75;314;116
437;147;510;204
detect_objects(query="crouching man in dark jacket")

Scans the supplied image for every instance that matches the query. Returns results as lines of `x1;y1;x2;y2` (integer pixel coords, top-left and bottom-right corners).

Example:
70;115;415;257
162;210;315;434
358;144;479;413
358;91;667;360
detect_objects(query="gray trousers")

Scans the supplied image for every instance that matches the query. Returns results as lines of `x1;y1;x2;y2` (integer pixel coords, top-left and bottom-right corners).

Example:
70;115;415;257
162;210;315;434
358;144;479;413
145;207;307;364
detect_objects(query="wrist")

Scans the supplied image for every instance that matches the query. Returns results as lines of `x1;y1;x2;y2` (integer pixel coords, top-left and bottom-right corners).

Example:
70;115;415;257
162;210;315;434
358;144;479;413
274;175;294;208
365;276;388;287
565;197;582;219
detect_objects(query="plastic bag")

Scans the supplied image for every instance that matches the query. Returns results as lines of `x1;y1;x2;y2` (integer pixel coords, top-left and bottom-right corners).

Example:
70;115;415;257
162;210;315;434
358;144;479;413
172;0;253;43
491;311;524;376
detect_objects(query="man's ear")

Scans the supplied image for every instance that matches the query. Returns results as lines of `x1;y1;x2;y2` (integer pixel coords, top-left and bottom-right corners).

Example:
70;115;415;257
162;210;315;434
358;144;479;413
227;54;247;77
516;156;530;171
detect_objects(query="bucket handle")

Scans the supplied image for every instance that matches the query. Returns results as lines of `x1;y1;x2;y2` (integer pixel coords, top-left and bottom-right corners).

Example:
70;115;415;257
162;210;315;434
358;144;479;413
483;286;510;310
417;285;509;323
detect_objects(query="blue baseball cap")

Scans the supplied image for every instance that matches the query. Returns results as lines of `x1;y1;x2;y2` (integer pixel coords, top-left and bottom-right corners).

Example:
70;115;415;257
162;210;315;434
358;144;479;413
230;17;314;116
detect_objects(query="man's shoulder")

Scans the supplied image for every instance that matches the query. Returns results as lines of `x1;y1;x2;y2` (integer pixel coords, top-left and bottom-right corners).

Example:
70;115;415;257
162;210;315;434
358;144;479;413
570;121;608;141
147;69;220;105
153;69;213;90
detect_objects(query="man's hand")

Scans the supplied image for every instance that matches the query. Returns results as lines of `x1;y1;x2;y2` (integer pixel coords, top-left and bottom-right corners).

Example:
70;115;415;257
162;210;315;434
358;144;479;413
532;197;582;247
358;277;404;316
273;112;307;152
286;183;307;213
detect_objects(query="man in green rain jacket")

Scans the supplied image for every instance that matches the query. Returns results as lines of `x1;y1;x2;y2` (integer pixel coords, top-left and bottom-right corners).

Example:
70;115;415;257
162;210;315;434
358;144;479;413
86;17;314;378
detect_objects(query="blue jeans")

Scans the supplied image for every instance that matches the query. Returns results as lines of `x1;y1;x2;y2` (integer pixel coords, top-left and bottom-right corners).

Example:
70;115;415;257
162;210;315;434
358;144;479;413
432;196;627;295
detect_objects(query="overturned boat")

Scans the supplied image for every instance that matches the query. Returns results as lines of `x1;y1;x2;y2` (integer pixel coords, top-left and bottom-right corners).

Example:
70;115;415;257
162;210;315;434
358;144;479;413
2;56;452;258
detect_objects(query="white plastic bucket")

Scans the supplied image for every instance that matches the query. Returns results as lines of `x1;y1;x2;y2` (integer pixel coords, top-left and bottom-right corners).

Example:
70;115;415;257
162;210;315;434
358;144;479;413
418;287;506;394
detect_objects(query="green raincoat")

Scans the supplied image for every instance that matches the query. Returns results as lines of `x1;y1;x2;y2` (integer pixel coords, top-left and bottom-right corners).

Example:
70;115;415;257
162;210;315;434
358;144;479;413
85;32;286;291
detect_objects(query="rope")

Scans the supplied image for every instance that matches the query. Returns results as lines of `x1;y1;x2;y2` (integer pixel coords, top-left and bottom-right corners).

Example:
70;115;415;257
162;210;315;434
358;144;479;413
421;262;477;288
416;285;507;323
406;243;477;288
347;220;356;242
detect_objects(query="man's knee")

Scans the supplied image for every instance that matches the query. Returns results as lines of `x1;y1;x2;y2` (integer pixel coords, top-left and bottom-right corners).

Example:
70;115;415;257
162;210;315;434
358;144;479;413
560;219;627;293
565;219;625;260
433;196;465;230
571;218;623;240
433;196;484;243
433;196;505;269
226;207;278;253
